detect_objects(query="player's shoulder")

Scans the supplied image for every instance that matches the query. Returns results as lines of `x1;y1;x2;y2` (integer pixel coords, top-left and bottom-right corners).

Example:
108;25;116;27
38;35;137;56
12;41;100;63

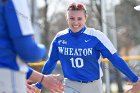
56;28;69;37
84;27;105;37
84;27;108;42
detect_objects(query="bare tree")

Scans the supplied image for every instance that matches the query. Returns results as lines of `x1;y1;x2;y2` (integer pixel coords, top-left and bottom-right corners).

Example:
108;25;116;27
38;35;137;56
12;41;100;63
41;0;50;49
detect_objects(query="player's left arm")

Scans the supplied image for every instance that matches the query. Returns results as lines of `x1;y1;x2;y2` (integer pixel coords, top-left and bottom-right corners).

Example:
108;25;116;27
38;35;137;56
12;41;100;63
108;53;138;83
95;31;139;83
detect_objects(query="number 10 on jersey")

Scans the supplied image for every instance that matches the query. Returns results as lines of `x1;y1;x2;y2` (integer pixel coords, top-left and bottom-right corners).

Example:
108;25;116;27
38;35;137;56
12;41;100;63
70;58;84;68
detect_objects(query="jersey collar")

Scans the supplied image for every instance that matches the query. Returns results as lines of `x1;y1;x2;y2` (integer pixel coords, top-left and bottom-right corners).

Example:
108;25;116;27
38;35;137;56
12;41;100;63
69;26;86;37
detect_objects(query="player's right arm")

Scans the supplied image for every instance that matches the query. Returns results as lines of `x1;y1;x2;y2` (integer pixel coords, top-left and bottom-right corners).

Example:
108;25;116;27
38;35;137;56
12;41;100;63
4;0;46;62
35;36;59;89
26;67;63;93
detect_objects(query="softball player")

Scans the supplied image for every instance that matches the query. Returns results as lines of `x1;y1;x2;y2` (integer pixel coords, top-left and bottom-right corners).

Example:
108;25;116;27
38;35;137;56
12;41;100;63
0;0;63;93
36;3;139;93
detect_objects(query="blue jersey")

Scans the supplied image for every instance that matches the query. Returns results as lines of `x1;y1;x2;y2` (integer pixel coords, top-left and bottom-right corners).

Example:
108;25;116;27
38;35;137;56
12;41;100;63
36;27;138;89
47;27;116;81
0;0;46;73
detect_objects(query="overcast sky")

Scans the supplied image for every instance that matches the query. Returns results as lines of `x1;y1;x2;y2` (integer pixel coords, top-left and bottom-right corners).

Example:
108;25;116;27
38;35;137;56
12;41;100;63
37;0;120;18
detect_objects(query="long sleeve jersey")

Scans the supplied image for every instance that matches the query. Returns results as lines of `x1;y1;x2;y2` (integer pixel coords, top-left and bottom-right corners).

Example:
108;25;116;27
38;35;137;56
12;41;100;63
36;27;138;89
0;0;46;73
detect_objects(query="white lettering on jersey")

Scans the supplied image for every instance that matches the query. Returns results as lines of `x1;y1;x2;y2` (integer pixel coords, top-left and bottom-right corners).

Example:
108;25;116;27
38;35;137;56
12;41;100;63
58;47;92;56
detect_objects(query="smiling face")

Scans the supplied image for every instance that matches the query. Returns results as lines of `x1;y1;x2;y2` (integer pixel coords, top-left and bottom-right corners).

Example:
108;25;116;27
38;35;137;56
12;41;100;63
66;10;87;33
66;3;87;33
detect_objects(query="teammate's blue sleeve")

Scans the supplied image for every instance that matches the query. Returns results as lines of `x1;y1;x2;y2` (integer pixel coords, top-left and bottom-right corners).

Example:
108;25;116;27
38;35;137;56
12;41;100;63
26;67;33;79
108;53;138;83
4;0;34;38
35;39;59;89
4;0;46;62
13;36;47;62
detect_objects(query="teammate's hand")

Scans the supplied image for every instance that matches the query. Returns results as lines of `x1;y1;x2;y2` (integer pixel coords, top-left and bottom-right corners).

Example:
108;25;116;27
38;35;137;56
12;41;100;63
41;74;64;93
124;80;140;93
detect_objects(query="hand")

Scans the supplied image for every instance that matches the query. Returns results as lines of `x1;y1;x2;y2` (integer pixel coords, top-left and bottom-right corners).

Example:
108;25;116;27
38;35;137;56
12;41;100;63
41;74;64;93
27;79;33;85
26;83;37;93
35;88;41;93
32;85;42;93
124;80;140;93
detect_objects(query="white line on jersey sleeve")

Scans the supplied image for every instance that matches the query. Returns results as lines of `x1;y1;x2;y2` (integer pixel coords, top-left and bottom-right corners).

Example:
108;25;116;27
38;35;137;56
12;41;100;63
12;0;34;36
84;28;117;55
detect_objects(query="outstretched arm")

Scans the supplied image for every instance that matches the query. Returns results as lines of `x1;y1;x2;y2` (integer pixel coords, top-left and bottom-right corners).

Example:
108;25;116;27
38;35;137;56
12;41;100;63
35;38;61;89
108;53;138;83
94;31;139;83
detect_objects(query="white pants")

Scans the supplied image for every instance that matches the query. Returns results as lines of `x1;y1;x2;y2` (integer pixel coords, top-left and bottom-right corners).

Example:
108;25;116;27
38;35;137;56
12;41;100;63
0;68;26;93
64;78;103;93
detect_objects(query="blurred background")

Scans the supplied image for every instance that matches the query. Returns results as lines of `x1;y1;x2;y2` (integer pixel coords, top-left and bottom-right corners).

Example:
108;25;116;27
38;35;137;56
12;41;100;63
26;0;140;93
